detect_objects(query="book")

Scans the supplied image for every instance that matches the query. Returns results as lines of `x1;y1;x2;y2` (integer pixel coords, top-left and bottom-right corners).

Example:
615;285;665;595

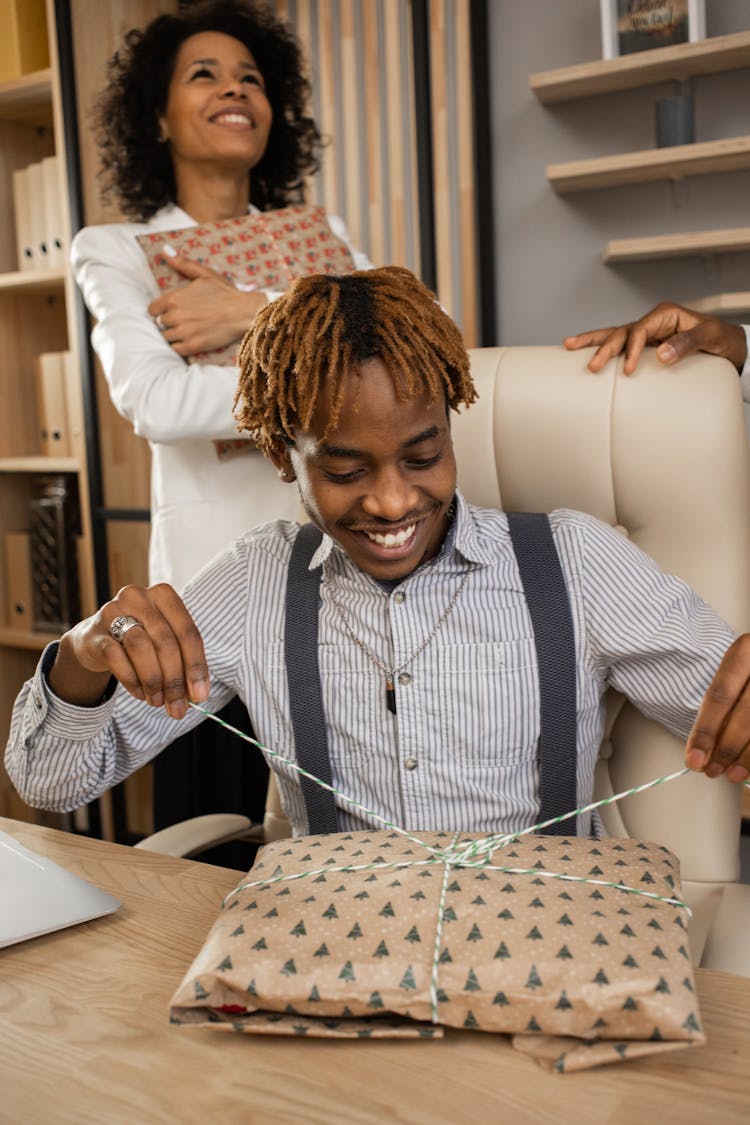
3;530;33;631
136;203;356;367
137;204;358;460
41;155;66;271
0;0;49;83
12;166;34;272
27;160;47;272
34;351;70;457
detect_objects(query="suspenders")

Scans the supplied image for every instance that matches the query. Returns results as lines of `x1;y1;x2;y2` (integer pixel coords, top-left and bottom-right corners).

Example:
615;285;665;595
285;514;578;836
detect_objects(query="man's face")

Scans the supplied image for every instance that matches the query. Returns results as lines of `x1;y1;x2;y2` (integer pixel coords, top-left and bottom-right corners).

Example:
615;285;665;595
273;357;457;581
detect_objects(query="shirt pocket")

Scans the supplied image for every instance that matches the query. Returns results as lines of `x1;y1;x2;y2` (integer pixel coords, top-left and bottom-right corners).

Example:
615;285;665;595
317;643;386;762
439;639;540;766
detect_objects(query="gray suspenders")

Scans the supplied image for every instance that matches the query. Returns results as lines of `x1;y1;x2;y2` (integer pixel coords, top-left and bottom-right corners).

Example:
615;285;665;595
285;513;578;836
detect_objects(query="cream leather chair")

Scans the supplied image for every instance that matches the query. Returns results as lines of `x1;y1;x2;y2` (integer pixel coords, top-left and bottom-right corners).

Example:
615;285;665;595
139;345;750;975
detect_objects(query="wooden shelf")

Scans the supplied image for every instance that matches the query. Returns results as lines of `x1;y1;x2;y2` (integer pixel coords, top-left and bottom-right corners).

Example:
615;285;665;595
688;292;750;316
604;226;750;264
547;134;750;194
530;30;750;104
0;68;52;125
0;627;59;652
0;456;80;473
0;268;65;295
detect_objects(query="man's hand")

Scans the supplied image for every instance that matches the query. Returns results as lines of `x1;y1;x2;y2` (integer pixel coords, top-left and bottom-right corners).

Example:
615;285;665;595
685;634;750;783
147;252;267;357
563;302;747;376
49;583;209;720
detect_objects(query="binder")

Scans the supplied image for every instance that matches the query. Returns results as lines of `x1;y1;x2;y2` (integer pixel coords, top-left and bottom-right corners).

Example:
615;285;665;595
12;166;34;271
0;0;50;83
34;352;71;456
3;530;33;631
61;351;83;457
42;155;65;270
27;160;48;271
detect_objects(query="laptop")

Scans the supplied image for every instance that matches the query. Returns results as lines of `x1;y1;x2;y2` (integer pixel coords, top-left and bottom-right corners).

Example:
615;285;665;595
0;828;121;948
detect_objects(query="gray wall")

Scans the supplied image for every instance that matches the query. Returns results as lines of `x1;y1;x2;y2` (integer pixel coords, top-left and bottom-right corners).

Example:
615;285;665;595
488;0;750;346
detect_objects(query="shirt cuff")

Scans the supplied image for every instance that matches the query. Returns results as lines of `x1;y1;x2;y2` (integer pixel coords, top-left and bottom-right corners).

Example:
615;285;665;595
739;326;750;402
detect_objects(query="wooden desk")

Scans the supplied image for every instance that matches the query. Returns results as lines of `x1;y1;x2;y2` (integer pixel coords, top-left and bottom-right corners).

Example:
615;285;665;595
1;817;748;1125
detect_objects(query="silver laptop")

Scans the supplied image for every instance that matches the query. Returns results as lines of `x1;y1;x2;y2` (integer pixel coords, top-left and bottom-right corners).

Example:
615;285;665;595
0;828;121;948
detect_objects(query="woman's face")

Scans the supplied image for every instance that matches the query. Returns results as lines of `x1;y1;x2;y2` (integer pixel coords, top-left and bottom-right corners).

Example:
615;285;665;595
159;31;272;176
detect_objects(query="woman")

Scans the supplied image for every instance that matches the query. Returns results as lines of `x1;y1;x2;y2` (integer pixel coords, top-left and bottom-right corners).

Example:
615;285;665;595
72;0;371;851
73;0;370;591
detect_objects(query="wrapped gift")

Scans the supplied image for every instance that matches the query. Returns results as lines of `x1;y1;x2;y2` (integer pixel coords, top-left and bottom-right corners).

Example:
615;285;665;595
170;828;704;1071
138;203;357;461
136;203;356;367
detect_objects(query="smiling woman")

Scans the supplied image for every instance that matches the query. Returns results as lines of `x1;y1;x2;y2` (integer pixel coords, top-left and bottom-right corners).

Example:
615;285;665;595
69;0;371;852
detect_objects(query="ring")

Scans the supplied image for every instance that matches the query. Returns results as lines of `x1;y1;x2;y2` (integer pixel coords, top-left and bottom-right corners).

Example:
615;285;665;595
155;314;166;331
109;615;144;643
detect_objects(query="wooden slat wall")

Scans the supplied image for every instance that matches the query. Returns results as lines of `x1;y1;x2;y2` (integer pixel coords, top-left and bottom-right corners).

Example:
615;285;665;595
276;0;479;344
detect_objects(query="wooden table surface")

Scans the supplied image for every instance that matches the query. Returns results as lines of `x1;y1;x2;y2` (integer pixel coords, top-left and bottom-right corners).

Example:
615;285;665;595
1;816;748;1125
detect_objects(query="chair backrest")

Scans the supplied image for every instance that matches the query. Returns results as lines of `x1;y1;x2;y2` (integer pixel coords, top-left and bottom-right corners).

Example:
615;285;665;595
452;345;750;960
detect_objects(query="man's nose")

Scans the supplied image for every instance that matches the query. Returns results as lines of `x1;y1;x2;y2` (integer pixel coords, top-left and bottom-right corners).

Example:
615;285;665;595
361;469;419;520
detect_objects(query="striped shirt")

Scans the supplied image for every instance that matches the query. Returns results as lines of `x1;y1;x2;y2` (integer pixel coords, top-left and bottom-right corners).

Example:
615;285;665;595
6;494;734;837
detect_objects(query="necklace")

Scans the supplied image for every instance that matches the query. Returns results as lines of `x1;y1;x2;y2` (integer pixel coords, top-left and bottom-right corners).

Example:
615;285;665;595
327;563;475;714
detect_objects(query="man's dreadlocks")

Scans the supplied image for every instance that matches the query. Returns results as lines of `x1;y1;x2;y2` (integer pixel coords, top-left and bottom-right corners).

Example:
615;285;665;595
234;265;477;459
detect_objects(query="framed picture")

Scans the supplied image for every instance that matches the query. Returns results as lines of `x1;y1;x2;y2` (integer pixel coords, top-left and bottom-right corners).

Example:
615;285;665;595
600;0;706;60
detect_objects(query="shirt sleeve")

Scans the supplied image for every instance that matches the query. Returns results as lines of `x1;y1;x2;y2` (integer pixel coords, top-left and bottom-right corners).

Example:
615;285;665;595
71;224;246;444
739;325;750;402
570;515;735;741
2;535;256;812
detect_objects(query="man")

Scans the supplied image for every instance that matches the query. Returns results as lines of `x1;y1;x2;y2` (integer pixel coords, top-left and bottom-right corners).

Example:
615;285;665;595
6;268;750;837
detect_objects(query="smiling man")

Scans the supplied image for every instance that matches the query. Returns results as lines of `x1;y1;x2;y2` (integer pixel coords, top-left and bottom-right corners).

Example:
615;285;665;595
6;267;750;838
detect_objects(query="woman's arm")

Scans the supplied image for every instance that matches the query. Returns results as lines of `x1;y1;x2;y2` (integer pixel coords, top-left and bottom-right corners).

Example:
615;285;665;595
72;224;247;444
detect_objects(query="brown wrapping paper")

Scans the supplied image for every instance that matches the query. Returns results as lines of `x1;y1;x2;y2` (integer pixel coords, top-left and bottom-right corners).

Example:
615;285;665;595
170;829;704;1072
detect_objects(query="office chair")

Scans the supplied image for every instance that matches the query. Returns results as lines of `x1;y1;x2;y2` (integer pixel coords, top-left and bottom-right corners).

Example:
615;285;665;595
138;345;750;975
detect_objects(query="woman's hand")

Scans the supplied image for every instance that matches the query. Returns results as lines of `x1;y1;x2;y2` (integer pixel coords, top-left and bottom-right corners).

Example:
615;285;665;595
563;302;747;376
685;634;750;784
49;583;209;720
148;252;267;356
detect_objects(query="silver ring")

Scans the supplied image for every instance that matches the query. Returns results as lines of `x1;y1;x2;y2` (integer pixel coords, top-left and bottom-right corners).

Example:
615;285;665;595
110;615;144;643
155;314;166;332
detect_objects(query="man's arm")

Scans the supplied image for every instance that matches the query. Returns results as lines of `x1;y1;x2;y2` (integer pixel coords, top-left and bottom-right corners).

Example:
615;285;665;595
563;302;747;376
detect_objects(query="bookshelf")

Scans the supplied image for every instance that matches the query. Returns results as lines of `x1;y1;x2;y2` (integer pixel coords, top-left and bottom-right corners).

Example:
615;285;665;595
0;0;97;826
531;32;750;313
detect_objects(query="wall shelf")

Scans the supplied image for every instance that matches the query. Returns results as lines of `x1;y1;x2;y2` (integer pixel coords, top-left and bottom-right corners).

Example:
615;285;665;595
604;226;750;264
0;456;80;473
0;627;59;652
547;135;750;194
530;30;750;104
0;68;53;126
689;292;750;316
0;268;65;294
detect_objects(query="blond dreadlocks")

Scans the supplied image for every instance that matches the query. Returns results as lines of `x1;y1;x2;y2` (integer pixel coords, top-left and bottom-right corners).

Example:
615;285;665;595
234;265;477;460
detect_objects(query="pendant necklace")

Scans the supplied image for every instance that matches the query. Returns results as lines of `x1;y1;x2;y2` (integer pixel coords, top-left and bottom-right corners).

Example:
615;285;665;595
327;563;475;714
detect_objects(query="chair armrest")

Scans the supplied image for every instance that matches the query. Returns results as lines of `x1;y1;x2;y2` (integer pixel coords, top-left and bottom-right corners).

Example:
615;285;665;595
134;813;262;858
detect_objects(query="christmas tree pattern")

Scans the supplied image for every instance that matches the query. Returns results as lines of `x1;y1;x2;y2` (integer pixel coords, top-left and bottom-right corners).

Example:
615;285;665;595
170;828;703;1058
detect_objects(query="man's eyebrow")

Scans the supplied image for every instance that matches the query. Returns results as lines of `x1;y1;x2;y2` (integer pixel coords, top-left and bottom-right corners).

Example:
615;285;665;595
317;426;442;459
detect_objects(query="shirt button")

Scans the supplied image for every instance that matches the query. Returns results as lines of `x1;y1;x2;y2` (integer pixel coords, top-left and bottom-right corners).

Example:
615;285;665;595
394;592;405;604
405;757;418;770
398;672;412;686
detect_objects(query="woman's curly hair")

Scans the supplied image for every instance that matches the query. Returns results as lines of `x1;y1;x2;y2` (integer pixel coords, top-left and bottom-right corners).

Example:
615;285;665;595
93;0;320;220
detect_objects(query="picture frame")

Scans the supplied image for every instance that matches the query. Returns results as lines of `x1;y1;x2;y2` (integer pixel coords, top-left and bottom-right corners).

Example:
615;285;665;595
600;0;706;60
